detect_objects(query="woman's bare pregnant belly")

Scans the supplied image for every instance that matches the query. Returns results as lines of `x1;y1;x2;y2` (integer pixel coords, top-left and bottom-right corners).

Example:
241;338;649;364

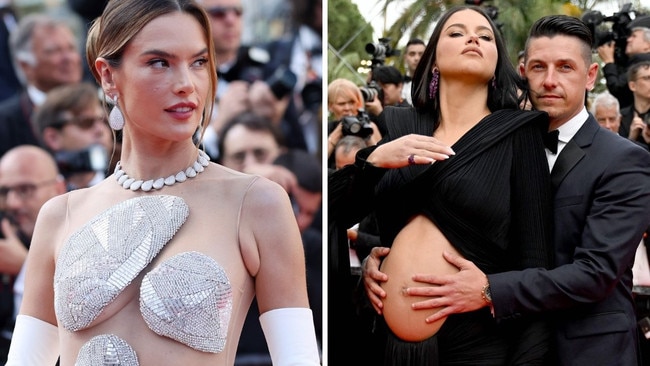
379;214;461;342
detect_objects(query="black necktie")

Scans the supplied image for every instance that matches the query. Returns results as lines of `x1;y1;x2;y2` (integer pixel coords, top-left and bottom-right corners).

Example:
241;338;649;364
544;130;559;154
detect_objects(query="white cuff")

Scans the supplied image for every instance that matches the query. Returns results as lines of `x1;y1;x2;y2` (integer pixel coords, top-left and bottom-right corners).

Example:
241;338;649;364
259;308;320;365
5;315;59;366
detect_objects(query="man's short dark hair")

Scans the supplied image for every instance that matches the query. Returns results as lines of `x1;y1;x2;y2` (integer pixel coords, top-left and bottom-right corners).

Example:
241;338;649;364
405;38;425;49
627;60;650;82
524;15;593;66
217;111;285;162
372;65;403;85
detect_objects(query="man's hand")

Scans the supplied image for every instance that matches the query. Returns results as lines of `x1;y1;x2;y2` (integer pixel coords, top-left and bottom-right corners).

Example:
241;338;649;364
248;80;290;125
406;251;489;323
364;96;383;116
361;246;390;314
629;112;644;141
211;81;250;134
597;42;615;64
0;218;27;275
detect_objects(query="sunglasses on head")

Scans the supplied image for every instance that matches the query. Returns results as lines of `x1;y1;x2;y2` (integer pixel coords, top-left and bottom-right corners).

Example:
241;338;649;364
205;5;243;19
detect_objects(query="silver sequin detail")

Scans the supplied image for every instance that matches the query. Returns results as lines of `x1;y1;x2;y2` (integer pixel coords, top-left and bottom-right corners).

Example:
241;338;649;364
140;251;232;353
54;195;189;331
75;334;139;366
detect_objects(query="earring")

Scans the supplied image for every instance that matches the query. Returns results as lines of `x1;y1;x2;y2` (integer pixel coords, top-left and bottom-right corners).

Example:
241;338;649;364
429;68;440;99
491;75;497;89
108;95;124;130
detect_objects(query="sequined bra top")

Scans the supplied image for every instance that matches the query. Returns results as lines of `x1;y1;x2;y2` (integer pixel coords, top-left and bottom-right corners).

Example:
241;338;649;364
54;195;233;364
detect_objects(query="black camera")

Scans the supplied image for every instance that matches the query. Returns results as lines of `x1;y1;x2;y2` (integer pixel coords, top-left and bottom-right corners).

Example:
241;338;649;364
301;78;322;112
55;144;108;177
359;80;382;103
266;66;297;99
341;109;373;139
220;47;297;99
582;3;636;65
365;38;400;68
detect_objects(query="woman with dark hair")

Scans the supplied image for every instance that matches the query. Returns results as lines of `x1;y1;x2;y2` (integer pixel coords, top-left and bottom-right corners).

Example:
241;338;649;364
330;5;553;365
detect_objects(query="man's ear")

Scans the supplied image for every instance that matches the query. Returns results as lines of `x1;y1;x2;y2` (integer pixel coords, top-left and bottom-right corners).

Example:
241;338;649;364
42;127;63;151
586;62;599;92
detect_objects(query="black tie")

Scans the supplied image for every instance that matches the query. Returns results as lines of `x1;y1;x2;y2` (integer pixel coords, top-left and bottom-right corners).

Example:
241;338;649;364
544;130;559;154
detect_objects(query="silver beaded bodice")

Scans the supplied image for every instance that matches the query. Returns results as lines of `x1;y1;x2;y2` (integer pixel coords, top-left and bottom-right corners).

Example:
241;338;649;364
53;195;233;363
75;334;138;366
140;251;232;353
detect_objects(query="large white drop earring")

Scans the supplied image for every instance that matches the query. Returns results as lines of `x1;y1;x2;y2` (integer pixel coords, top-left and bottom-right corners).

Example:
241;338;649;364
108;95;125;130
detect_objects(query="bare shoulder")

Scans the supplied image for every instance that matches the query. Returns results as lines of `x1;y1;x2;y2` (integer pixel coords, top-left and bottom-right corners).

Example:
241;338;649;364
37;191;71;224
206;163;291;210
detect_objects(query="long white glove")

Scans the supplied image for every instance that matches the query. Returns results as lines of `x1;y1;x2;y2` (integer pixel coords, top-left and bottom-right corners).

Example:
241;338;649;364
5;315;59;366
259;308;320;365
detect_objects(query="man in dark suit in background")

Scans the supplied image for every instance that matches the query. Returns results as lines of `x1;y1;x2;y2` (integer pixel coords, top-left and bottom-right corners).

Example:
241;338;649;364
363;15;650;366
0;13;83;158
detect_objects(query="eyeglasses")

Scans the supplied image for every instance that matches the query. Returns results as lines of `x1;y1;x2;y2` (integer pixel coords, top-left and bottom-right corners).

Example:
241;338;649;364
205;5;243;19
0;179;58;203
635;75;650;82
53;116;107;130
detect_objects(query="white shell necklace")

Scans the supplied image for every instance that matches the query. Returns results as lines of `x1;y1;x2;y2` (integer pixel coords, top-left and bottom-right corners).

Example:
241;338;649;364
114;150;210;192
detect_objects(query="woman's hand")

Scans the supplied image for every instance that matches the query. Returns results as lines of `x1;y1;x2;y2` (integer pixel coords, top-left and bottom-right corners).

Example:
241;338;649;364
367;134;455;168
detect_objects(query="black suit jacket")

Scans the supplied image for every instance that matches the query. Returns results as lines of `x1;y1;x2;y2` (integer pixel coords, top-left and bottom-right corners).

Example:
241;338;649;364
0;91;39;158
489;115;650;365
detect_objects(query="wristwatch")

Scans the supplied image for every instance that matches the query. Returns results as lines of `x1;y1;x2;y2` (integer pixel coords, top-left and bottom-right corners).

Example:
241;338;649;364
481;282;492;305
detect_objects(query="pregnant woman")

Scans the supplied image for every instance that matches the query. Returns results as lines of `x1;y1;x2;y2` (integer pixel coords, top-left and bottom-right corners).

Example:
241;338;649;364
330;5;553;365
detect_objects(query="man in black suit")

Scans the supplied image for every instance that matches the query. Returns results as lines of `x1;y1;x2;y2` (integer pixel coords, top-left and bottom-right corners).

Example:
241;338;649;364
363;15;650;365
0;13;83;158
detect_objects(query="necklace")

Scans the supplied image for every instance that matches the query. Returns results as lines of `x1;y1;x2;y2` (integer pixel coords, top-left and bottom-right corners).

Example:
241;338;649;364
114;150;210;192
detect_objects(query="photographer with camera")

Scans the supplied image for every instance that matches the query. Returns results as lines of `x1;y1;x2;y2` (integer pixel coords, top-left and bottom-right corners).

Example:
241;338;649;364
596;14;650;108
326;78;381;170
364;65;412;116
32;82;112;191
197;0;319;161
